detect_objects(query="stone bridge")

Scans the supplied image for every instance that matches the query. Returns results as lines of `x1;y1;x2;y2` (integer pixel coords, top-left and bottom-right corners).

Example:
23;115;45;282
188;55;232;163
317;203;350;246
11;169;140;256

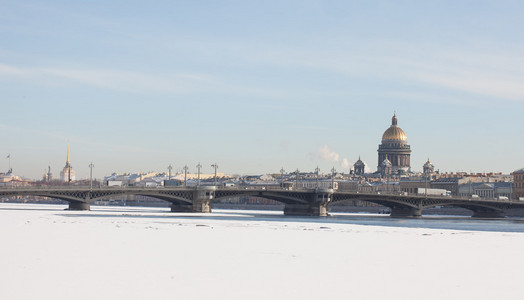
2;186;523;218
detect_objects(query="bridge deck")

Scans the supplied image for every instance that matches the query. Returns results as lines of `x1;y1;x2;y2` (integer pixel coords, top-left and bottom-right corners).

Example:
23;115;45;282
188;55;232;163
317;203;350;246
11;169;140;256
1;186;523;218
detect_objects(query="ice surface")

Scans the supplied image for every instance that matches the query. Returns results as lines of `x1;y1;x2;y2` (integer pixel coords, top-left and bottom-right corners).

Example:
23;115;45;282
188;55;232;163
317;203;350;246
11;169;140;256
1;203;523;300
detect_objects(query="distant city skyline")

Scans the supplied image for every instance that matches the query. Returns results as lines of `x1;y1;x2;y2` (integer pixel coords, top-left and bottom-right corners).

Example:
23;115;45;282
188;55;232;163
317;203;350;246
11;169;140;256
1;1;523;179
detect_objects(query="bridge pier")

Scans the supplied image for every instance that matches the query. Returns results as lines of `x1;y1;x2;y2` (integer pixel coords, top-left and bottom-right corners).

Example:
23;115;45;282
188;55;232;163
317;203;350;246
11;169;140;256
193;198;212;213
170;186;215;213
68;202;90;211
284;189;332;216
390;206;422;217
284;203;329;216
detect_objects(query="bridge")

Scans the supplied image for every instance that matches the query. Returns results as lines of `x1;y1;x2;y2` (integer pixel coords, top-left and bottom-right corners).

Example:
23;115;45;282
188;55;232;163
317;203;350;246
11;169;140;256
1;186;524;218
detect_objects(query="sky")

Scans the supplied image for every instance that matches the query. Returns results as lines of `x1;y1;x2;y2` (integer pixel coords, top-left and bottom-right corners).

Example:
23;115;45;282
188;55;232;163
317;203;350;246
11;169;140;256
1;0;524;179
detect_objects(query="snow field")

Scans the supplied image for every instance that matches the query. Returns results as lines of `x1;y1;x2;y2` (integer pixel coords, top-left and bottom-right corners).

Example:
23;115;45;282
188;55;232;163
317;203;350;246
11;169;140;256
1;204;523;300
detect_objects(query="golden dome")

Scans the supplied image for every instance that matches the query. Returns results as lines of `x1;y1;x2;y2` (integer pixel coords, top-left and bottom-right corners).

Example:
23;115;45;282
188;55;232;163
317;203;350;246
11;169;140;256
381;114;408;141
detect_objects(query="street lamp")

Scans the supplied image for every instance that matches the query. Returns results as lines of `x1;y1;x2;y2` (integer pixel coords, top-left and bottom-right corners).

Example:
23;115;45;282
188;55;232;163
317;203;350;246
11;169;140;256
211;163;218;186
424;172;428;199
89;162;94;190
331;166;336;189
280;167;285;188
196;163;202;187
183;165;189;186
167;164;173;180
68;164;72;185
295;168;299;190
315;166;320;189
386;173;390;194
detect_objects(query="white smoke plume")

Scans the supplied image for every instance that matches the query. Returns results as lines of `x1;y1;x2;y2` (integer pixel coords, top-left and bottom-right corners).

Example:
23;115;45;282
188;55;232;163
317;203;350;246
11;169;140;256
317;144;340;163
341;158;350;169
314;145;350;170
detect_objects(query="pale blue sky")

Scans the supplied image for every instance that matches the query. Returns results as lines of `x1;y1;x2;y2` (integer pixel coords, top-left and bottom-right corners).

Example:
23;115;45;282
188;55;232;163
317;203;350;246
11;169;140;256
1;1;523;179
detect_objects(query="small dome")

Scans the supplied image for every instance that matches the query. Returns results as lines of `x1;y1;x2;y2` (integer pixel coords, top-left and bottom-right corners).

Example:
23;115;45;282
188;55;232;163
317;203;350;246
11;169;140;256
382;114;407;141
354;156;365;167
423;158;433;168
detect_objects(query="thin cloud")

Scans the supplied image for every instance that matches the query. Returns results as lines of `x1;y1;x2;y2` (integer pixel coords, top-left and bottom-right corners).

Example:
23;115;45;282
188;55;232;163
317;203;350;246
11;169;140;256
0;62;292;99
0;63;209;94
413;70;524;101
202;39;524;103
0;123;155;154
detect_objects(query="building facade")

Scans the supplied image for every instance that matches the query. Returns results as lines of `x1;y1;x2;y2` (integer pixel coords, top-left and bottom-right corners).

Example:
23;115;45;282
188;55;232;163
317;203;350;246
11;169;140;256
431;178;461;195
400;178;427;194
513;168;524;200
377;114;411;175
457;182;512;199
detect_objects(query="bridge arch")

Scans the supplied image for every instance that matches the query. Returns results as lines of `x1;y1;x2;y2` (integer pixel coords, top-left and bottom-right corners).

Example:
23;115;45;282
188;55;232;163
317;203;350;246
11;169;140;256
331;193;422;216
421;201;505;218
331;193;508;218
16;191;89;204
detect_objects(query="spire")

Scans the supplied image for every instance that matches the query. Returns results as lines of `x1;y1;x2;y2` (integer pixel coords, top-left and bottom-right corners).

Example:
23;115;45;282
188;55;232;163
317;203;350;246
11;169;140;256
66;144;70;164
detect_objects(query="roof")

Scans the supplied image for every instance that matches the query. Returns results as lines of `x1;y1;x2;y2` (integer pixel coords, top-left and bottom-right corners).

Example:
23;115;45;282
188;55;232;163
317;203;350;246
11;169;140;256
513;168;524;174
432;178;460;183
354;159;365;166
460;182;512;189
476;183;494;189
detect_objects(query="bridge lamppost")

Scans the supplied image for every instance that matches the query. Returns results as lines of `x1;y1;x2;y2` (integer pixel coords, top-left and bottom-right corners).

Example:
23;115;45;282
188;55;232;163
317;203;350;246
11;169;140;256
280;167;285;188
424;166;433;200
331;166;336;189
89;162;94;190
315;166;320;189
294;169;300;190
68;164;72;186
424;172;428;200
196;163;202;187
211;163;218;186
167;164;173;180
386;174;390;194
183;165;189;186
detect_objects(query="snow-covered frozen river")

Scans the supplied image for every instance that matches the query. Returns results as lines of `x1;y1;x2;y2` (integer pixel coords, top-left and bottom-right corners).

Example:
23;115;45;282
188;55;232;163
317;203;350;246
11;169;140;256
1;203;523;300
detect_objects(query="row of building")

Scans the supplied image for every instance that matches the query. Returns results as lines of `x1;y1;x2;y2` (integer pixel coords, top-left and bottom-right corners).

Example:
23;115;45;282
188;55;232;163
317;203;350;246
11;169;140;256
2;163;524;200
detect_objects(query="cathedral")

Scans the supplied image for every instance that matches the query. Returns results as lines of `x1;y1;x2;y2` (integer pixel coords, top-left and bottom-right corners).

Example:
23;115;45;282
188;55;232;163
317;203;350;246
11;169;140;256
377;114;411;175
59;146;76;182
